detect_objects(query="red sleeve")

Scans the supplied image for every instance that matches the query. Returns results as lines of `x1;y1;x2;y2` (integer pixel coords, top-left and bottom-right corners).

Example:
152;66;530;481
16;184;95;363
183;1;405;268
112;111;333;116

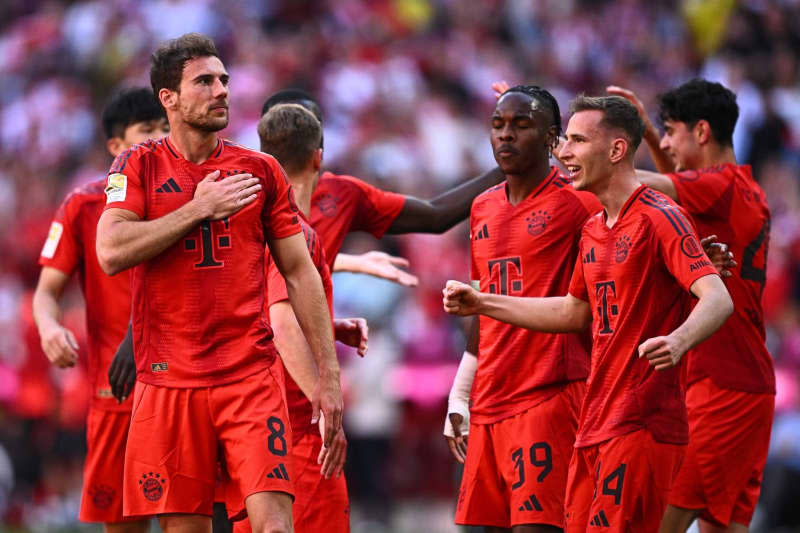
266;251;289;307
651;205;719;291
567;249;588;302
39;193;81;275
667;167;730;217
349;177;406;238
262;158;302;240
103;148;146;217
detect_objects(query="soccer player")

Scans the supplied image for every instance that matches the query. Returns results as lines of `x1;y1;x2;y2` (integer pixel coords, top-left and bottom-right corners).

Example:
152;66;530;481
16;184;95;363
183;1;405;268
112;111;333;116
32;87;168;533
215;103;354;533
261;89;505;270
95;33;341;533
444;85;600;533
443;95;734;533
607;80;774;533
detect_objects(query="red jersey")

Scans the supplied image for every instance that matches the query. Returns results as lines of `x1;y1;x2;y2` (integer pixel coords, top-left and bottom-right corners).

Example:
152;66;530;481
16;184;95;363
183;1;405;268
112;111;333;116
568;185;719;447
309;171;406;270
103;137;301;387
39;179;131;412
667;164;774;393
469;168;599;424
266;212;334;444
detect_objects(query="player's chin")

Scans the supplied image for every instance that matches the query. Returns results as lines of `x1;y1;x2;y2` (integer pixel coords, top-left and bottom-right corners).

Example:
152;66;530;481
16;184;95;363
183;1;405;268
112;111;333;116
194;115;229;132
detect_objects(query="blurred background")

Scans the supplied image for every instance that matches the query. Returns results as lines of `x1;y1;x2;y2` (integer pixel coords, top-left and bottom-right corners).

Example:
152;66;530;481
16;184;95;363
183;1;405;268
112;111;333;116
1;0;799;531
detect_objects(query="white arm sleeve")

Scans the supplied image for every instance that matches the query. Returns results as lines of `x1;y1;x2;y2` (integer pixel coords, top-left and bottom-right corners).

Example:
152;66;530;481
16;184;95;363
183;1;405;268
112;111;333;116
443;351;477;437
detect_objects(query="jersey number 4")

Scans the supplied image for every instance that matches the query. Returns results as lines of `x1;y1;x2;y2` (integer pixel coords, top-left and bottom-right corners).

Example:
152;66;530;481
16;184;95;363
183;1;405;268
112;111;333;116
741;219;769;292
184;219;231;269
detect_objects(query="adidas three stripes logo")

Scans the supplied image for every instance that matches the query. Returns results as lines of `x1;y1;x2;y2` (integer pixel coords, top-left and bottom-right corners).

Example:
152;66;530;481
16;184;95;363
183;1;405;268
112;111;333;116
156;178;182;193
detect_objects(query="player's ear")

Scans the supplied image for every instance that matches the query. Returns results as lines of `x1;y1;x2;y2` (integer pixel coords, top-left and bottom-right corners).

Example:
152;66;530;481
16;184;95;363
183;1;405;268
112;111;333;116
545;125;558;153
312;148;323;172
694;120;712;146
609;137;628;164
106;137;124;158
159;88;177;111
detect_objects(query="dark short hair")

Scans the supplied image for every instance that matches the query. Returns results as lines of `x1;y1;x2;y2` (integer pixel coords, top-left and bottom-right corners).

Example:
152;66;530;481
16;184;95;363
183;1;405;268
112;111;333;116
658;79;738;147
570;95;644;151
101;87;165;139
261;88;323;122
258;103;322;173
500;85;562;138
150;33;219;97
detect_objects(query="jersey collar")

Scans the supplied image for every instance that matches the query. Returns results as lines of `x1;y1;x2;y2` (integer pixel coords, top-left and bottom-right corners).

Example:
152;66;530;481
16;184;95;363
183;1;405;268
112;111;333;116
163;136;225;163
603;184;648;226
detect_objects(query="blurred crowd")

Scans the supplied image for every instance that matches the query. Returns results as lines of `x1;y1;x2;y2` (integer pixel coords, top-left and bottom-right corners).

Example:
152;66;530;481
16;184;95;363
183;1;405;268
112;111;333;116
1;0;799;531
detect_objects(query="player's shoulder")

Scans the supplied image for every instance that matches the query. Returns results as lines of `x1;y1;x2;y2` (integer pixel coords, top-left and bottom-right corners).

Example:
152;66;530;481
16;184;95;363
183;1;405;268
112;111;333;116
109;138;169;174
636;187;694;235
60;177;108;211
221;139;279;167
669;162;739;185
318;171;393;202
473;181;507;209
319;171;369;189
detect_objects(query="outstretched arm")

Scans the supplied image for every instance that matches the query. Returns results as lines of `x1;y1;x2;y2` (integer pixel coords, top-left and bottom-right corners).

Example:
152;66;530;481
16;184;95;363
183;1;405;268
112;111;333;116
639;274;733;370
442;280;591;333
386;167;505;234
333;251;418;287
635;170;678;202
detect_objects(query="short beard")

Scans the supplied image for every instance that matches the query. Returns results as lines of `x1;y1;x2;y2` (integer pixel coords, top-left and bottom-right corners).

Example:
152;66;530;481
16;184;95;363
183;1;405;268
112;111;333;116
185;114;228;132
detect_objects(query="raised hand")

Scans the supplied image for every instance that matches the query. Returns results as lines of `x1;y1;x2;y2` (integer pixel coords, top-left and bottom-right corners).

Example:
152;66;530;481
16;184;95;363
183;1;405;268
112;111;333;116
492;80;510;99
443;280;482;316
193;170;262;220
333;317;368;357
606;86;650;123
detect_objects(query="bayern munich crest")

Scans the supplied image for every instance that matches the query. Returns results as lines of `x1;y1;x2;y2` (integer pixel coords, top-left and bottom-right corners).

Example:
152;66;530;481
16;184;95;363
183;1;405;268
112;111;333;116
317;193;338;217
139;472;166;501
89;484;115;509
615;235;632;263
526;210;551;236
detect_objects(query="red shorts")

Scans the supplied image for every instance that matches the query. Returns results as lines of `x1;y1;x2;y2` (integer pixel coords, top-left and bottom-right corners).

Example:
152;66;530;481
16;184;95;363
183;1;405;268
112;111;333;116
233;431;350;533
80;407;143;523
123;367;293;518
455;381;584;528
668;377;774;527
565;429;685;533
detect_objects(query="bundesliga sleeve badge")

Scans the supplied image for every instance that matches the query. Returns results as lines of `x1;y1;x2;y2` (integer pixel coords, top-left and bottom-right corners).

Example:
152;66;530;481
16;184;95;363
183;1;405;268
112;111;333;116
40;221;63;259
105;173;127;203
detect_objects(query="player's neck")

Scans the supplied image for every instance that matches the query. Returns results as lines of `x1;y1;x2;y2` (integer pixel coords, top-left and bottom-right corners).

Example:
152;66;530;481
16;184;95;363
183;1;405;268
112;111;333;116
167;128;219;165
596;169;640;228
697;144;737;169
286;170;317;216
505;160;552;205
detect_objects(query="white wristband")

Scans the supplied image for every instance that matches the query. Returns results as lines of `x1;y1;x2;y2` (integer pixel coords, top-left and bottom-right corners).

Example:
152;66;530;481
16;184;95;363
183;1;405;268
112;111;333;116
444;351;477;437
